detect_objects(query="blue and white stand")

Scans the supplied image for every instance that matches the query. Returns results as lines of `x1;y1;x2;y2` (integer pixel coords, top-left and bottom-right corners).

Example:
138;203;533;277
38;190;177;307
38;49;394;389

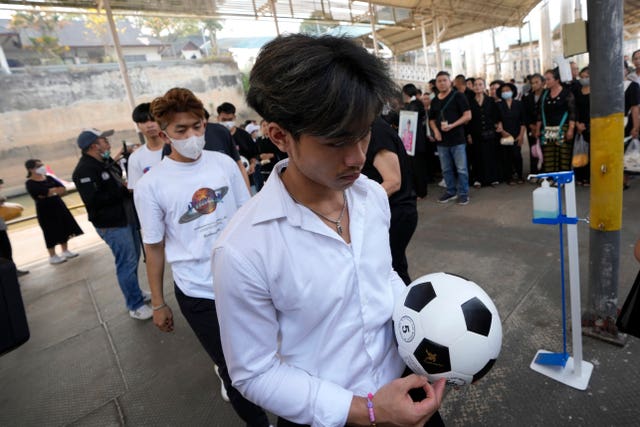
527;171;593;390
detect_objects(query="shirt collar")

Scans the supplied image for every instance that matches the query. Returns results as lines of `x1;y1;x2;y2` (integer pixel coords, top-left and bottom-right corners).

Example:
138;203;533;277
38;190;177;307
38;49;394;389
251;158;370;229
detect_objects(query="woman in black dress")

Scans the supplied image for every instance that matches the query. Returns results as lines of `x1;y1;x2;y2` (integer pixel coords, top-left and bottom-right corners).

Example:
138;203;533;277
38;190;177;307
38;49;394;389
496;82;527;184
467;77;500;187
25;159;83;265
536;68;577;173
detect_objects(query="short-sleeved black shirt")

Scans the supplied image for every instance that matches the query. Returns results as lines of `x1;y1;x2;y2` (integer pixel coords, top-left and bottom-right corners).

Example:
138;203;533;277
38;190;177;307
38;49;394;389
624;81;640;136
362;117;416;209
429;90;470;146
204;123;241;161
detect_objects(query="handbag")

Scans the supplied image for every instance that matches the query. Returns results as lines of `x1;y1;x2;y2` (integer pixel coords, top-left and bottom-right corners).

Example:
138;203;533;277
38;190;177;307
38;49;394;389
500;135;515;146
571;133;589;167
616;270;640;338
624;137;640;173
531;138;544;170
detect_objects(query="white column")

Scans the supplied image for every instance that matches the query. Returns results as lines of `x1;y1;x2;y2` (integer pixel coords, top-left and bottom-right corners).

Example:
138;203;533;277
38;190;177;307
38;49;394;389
451;40;463;76
465;36;477;77
103;0;136;111
421;20;429;68
540;1;553;72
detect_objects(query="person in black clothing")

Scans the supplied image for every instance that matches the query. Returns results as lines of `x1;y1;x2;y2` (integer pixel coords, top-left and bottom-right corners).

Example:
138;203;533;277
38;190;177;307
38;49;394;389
217;102;261;192
401;83;429;198
454;74;475;103
256;119;287;183
203;109;252;192
72;128;152;320
0;179;28;276
574;67;591;186
495;83;526;184
624;68;640;189
535;68;576;173
429;71;472;205
522;73;545;178
25;159;83;265
467;77;500;187
362;116;418;285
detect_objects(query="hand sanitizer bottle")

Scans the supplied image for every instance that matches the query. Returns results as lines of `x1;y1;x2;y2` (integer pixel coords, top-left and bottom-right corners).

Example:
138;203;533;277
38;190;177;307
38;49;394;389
533;178;559;219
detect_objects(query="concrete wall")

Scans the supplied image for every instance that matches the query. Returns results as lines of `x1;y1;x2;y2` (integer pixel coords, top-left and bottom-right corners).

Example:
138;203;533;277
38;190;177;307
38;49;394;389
0;59;252;195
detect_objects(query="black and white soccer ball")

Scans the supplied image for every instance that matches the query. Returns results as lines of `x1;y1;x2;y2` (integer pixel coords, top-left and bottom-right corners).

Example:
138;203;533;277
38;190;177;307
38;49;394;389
393;272;502;386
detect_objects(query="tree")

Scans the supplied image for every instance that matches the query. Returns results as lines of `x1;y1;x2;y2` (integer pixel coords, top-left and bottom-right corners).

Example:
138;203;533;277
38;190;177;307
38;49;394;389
201;19;223;56
299;10;337;35
136;16;201;57
10;8;68;61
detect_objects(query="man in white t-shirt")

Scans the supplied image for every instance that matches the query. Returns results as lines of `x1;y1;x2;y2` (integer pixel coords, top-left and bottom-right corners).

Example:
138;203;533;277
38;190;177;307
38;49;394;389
127;103;164;190
212;35;445;427
134;88;270;427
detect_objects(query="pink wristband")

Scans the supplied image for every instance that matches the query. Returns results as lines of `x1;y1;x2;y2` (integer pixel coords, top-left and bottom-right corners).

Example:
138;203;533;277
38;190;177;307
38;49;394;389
367;393;376;426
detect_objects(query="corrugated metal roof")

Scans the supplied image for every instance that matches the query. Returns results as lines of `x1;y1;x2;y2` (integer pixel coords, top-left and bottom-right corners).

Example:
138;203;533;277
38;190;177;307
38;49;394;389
0;1;637;54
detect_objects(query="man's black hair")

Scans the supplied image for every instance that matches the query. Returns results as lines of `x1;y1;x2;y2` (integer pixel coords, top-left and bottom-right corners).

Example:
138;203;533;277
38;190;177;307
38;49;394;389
530;73;544;83
217;102;236;115
132;102;153;123
246;34;397;140
402;83;418;98
454;74;466;81
465;77;475;84
435;70;450;78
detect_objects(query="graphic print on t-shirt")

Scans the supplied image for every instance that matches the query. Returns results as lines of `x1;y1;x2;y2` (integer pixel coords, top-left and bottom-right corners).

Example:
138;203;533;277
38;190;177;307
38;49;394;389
178;186;229;224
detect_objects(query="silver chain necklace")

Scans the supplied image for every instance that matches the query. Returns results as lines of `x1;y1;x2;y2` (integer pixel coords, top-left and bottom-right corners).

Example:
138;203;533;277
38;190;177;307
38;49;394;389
289;191;348;235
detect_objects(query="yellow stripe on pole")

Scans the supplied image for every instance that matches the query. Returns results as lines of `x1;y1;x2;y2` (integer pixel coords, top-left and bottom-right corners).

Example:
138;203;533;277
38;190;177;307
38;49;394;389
590;113;624;231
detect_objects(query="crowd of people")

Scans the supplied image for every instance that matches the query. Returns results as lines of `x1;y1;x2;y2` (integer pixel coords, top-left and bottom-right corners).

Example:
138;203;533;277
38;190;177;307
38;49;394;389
387;54;640;202
2;35;639;427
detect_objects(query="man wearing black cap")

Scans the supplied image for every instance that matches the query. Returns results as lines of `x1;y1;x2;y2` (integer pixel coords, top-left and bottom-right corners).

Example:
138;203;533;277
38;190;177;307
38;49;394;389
72;128;152;320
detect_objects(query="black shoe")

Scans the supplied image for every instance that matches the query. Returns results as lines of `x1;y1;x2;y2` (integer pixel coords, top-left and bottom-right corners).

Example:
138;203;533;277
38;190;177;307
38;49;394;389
17;269;29;277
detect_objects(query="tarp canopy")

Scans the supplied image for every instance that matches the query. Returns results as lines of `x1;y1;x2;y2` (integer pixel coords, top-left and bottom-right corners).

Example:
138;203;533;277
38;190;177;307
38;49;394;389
1;1;638;54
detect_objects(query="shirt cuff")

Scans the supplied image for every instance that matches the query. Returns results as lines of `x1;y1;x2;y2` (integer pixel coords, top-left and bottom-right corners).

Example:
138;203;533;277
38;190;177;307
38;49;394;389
313;381;353;427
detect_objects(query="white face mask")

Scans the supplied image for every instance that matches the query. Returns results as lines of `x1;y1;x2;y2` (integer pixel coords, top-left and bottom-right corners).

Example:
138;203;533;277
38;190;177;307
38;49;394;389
35;165;47;175
221;121;235;130
169;134;205;160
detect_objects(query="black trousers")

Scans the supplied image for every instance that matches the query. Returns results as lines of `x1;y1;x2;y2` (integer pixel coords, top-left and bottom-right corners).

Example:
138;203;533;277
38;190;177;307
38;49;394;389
410;152;430;198
390;205;418;285
0;230;12;262
174;285;270;427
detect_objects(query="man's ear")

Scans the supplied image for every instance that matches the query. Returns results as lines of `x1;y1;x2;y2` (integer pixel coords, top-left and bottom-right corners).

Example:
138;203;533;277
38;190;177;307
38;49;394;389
158;130;172;145
267;122;292;153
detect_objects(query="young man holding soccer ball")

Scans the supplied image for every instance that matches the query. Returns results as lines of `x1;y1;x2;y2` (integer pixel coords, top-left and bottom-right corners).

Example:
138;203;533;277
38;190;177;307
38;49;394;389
212;34;445;427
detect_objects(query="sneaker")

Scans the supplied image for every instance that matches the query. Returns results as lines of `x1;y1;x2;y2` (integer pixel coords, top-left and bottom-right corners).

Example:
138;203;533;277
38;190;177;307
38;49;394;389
491;181;500;187
437;193;457;203
17;269;30;277
49;255;67;265
61;250;79;259
214;365;230;402
473;181;481;188
129;304;153;320
141;290;152;304
457;195;469;205
438;179;447;188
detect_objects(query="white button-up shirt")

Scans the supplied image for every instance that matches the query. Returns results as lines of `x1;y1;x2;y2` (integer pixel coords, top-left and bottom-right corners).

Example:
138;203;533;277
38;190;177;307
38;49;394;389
212;160;406;427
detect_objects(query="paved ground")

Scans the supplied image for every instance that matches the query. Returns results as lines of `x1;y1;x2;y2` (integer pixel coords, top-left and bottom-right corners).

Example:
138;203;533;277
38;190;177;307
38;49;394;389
2;178;639;427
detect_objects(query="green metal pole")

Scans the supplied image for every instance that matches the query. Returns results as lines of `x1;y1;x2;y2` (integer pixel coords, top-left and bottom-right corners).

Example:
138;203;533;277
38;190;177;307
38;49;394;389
583;0;626;345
